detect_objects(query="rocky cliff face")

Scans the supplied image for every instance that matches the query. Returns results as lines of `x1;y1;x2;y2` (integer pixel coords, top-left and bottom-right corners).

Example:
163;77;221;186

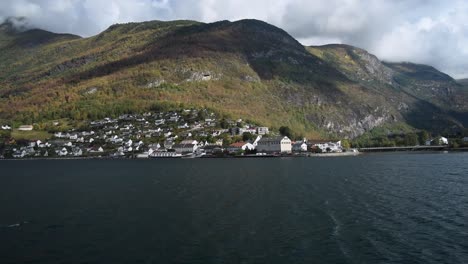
307;44;468;135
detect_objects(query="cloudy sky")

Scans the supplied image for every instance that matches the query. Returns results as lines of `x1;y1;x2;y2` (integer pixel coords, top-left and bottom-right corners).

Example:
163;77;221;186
1;0;468;78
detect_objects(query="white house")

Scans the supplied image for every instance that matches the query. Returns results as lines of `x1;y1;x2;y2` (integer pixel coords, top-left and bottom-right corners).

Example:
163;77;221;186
1;125;11;130
178;123;189;129
169;115;179;122
59;148;68;156
440;137;449;145
257;127;269;135
215;139;223;146
164;140;175;150
155;119;165;125
72;147;83;157
13;150;26;158
426;137;449;146
148;143;161;151
18;125;33;131
227;142;255;153
314;141;342;153
256;136;292;153
463;137;468;142
124;146;133;153
292;139;308;152
89;146;104;153
180;139;198;145
125;139;133;147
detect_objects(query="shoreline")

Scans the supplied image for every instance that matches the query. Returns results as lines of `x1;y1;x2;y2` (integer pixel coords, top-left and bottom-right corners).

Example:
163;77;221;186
1;148;467;160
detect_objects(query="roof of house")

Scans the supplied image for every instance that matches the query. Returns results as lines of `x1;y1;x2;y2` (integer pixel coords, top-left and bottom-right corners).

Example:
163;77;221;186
202;145;223;150
292;141;307;146
259;136;290;142
307;140;331;144
229;142;247;148
173;143;196;148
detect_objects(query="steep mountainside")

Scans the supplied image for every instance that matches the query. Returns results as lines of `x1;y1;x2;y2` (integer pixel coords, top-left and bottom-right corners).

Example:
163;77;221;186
307;44;468;133
0;19;467;138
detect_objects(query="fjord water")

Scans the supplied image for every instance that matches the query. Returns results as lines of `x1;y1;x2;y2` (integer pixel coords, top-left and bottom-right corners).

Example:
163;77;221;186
1;153;467;264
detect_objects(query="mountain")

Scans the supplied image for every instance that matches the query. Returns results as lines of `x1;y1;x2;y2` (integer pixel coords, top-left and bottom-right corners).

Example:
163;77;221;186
307;44;468;133
0;19;467;138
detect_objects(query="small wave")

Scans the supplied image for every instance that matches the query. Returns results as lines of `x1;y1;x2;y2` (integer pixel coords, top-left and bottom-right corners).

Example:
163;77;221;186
325;209;351;260
3;221;28;228
329;212;341;237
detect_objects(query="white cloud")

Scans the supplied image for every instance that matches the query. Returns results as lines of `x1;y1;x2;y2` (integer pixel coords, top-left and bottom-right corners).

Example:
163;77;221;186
0;0;467;78
374;2;468;79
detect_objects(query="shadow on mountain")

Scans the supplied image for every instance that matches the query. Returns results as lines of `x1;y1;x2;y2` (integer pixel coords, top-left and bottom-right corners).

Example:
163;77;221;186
404;99;466;133
60;20;350;94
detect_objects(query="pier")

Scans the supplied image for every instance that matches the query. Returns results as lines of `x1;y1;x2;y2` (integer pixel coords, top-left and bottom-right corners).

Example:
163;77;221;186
359;146;448;152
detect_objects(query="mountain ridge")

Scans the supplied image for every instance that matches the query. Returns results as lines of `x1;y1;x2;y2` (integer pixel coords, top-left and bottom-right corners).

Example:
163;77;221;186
0;18;466;139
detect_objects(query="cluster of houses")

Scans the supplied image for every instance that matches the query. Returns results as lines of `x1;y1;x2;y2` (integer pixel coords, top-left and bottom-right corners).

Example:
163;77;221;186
1;108;349;159
148;136;344;158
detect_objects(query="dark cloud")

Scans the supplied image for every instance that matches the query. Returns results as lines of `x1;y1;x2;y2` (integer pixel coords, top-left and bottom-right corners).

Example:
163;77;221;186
1;0;467;78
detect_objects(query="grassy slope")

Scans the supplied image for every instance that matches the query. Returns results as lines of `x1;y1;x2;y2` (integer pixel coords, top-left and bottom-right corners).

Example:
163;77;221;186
0;20;353;138
1;20;467;139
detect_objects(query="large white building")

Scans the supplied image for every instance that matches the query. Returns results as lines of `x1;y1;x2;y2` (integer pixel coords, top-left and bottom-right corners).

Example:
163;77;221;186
256;136;292;153
173;143;198;154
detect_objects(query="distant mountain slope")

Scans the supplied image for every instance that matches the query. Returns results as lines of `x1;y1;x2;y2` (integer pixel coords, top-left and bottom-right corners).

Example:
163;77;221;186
307;44;468;133
0;19;467;138
457;78;468;85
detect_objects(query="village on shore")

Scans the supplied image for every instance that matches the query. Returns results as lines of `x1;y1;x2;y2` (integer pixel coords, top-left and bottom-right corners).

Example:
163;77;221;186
0;109;359;159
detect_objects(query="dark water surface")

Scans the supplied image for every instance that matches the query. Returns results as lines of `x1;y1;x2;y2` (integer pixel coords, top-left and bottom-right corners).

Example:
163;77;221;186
1;153;467;264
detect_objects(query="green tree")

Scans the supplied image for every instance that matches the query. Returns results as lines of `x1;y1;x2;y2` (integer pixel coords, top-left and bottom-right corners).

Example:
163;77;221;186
242;132;255;142
418;130;430;145
232;135;242;143
341;139;351;149
220;118;229;129
279;126;293;138
405;133;419;146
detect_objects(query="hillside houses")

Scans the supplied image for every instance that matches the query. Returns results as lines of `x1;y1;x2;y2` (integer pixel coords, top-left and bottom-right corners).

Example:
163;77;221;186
1;107;351;159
